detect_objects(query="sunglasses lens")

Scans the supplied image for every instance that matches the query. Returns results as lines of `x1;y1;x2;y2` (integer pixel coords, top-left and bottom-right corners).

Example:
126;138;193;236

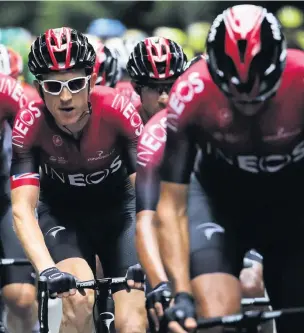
68;77;87;92
147;84;173;94
43;81;62;94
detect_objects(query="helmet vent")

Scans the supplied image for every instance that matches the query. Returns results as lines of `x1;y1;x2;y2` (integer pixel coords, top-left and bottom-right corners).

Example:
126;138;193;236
237;40;247;63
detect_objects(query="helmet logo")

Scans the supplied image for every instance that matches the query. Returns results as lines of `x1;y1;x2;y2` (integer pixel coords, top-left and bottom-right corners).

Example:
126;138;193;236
224;6;264;82
225;5;264;38
144;37;171;79
145;37;169;62
47;28;70;52
45;27;72;70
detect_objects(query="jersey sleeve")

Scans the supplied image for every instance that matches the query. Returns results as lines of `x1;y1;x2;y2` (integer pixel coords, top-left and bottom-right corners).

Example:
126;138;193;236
111;93;144;175
0;74;30;124
160;70;204;184
136;163;160;213
10;101;42;189
136;110;167;213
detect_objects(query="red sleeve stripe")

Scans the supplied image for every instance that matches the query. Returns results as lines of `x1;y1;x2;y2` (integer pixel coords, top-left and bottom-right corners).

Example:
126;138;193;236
10;173;40;189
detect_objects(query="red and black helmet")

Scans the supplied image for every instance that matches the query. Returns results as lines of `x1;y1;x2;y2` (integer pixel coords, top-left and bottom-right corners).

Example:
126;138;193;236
126;37;187;84
93;44;120;87
206;5;287;103
28;27;96;77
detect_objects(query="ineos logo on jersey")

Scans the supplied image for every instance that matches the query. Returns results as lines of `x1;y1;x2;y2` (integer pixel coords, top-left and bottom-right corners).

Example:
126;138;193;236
137;116;167;167
12;101;42;148
111;94;144;136
206;140;304;173
0;76;28;108
43;155;122;186
168;72;204;131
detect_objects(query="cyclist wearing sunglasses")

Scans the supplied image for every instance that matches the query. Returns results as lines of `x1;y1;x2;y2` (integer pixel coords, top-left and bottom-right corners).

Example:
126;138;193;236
156;5;304;333
10;27;146;333
127;37;187;124
125;36;187;330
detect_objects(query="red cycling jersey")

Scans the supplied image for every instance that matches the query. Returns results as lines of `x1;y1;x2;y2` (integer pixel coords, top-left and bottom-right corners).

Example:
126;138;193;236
161;49;304;190
136;109;167;212
115;81;139;101
10;86;144;201
0;73;29;126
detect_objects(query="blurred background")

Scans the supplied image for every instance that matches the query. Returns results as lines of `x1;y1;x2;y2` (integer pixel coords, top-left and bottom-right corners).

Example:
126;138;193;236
0;1;304;84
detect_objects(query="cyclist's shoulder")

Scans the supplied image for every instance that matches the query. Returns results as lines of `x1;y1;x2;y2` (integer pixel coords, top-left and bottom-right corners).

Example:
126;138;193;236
12;100;45;151
0;73;29;110
92;85;142;135
282;49;304;85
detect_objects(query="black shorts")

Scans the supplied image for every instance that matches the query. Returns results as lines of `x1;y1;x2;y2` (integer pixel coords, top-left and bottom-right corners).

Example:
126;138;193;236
38;188;139;293
0;193;35;287
188;172;304;332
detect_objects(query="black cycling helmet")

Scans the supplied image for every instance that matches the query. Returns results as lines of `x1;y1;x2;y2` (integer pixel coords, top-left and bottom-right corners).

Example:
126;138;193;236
126;36;187;84
28;27;96;77
206;4;286;103
94;44;120;87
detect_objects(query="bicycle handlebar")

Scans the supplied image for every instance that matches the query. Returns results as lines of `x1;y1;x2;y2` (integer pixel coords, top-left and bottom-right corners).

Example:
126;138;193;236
241;297;270;306
196;307;304;329
76;277;127;290
0;258;31;266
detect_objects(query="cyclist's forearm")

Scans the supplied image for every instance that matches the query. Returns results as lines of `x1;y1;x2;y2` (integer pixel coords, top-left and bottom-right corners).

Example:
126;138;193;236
13;207;55;272
136;211;168;287
158;213;191;293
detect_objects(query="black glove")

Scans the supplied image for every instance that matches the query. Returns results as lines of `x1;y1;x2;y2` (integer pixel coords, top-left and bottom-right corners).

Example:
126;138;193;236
40;267;77;298
125;263;146;289
146;281;172;312
146;282;173;333
164;292;196;329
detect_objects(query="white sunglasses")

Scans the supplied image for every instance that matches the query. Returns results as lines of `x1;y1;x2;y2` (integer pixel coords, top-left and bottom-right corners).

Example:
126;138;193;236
38;75;91;95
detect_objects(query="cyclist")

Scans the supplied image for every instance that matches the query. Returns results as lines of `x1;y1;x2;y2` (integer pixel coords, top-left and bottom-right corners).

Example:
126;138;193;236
132;49;271;333
157;5;304;333
93;43;121;87
106;37;139;99
10;27;146;333
127;37;187;124
0;70;37;332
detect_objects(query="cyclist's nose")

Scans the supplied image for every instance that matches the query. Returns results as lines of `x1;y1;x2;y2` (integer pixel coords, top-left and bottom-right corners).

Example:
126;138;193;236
60;87;73;103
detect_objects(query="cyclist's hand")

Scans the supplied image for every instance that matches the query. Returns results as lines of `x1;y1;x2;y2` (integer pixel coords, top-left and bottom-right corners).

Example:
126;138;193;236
125;263;145;290
165;292;197;333
40;267;77;299
146;281;172;332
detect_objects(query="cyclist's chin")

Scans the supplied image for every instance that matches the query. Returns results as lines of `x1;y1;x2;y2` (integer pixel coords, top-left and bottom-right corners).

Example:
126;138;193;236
54;109;82;126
